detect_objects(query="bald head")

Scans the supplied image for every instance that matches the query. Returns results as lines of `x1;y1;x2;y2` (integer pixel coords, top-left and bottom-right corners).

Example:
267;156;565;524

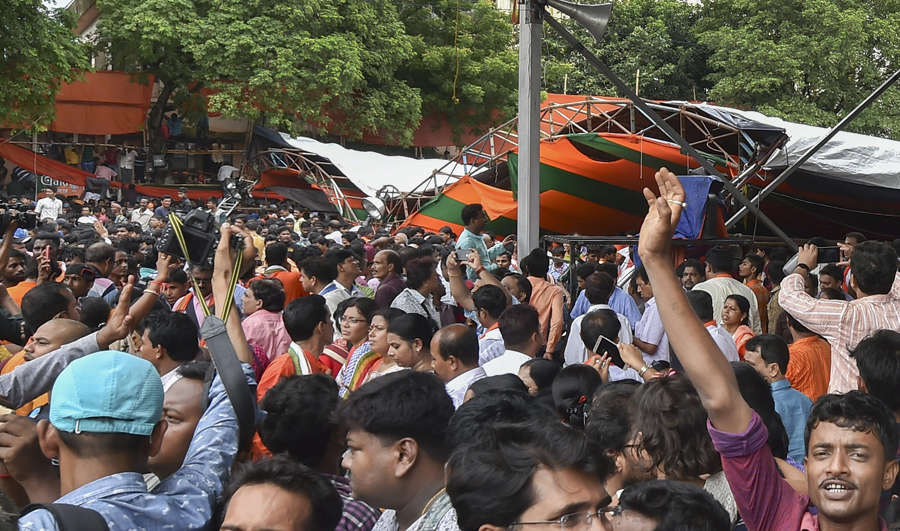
434;324;479;367
24;318;90;361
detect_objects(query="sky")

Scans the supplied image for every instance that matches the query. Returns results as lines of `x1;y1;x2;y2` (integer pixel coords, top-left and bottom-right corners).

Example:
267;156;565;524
44;0;70;8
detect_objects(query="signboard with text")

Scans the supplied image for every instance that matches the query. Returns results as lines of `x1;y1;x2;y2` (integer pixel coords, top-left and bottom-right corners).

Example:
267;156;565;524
37;174;83;199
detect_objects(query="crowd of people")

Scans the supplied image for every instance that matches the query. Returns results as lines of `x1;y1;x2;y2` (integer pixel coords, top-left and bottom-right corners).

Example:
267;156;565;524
0;168;896;530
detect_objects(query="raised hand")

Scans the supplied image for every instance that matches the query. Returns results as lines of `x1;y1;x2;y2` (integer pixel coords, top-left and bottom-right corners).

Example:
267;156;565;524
637;167;685;263
618;343;646;371
797;243;818;271
97;276;135;349
155;252;173;283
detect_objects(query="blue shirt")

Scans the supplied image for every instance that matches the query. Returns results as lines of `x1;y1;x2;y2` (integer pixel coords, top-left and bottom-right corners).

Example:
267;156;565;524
570;287;642;328
19;365;256;530
455;228;506;280
771;378;813;462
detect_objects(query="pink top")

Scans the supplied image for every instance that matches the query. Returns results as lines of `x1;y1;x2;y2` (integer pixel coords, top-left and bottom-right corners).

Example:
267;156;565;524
241;309;292;362
779;271;900;393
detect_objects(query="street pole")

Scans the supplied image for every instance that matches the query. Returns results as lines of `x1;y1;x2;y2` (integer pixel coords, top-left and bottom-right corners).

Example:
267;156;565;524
517;0;542;253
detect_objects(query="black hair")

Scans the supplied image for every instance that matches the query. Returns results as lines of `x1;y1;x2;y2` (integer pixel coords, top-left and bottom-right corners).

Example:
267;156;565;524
503;272;532;303
850;241;897;295
300;257;337;285
725;294;751;326
850;330;900;413
595;261;618;279
631;374;722;480
343;297;377;324
283;295;330;341
634;264;650;285
585;380;640;452
78;296;110;330
819;263;843;283
447;390;551;453
265;242;288;266
705;247;733;274
584;271;615;305
784;311;811;334
57;431;149;459
447;418;612;531
22;282;73;337
520;358;561;393
618;480;731;531
498;304;539;349
767;259;786;285
138;310;199;362
259;374;339;467
466;374;528;398
845;231;867;244
378;249;403;276
168;267;188;285
404;257;436;290
472;284;507;320
552;364;601;429
682;258;706;276
805;391;899;460
575;262;598;280
520;249;549;278
686;290;714;321
745;333;790;374
176;360;213;381
248;278;286;312
338;371;454;462
32;232;61;248
460;203;484;226
85;242;115;264
325;248;356;268
730;362;790;459
221;455;342;531
435;325;479;367
819;287;845;300
387;313;434;348
579;309;622;367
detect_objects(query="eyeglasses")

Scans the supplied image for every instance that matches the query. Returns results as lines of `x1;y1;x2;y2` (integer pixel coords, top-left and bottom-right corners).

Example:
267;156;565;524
511;506;621;528
340;316;367;325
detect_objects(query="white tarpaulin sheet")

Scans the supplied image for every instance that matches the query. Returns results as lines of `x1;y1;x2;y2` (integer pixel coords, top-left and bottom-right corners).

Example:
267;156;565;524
694;103;900;190
279;134;465;196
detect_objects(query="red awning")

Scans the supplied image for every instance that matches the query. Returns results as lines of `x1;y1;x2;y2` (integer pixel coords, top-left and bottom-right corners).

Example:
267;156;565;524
50;72;154;135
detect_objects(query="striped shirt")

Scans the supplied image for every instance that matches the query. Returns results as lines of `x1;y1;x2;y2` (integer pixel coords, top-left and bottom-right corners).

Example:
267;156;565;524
779;271;900;393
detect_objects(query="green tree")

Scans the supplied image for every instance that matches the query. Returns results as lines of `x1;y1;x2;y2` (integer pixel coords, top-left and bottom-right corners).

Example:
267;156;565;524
0;1;89;129
543;0;710;101
698;0;900;138
397;0;519;140
191;0;423;145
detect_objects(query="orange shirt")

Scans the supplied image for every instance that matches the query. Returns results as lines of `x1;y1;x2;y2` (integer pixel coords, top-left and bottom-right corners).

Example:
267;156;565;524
6;281;36;306
0;351;49;415
252;347;326;460
252;270;307;307
786;335;831;402
746;279;770;333
527;277;565;352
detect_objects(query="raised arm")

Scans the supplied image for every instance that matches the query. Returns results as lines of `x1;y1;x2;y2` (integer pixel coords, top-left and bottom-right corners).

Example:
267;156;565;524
446;251;475;311
638;168;752;434
211;223;252;364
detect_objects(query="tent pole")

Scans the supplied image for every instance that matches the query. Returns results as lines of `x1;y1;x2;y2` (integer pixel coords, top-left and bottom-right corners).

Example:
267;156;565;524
725;67;900;229
543;13;797;251
517;0;542;253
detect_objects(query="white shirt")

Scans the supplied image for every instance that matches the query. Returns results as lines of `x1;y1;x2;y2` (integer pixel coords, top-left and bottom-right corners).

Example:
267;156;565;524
217;165;237;182
706;323;740;362
478;326;505;365
693;275;761;334
122;149;137;169
634;297;669;364
390;288;441;330
563;304;632;367
445;366;486;409
482;349;532;377
160;367;183;393
35;197;63;220
131;207;153;231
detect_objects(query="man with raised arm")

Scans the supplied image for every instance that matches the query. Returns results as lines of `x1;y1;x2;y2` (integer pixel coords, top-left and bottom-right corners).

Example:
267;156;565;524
638;168;898;531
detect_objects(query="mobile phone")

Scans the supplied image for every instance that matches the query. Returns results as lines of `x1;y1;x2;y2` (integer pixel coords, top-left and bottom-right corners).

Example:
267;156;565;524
42;247;50;261
817;246;840;264
456;249;470;261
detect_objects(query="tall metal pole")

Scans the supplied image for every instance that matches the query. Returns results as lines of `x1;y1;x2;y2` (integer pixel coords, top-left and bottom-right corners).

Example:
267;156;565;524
725;67;900;228
517;0;542;253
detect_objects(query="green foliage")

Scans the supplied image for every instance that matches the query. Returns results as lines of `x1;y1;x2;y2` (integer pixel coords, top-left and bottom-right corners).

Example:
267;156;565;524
543;0;710;101
697;0;900;138
0;1;89;129
397;0;519;141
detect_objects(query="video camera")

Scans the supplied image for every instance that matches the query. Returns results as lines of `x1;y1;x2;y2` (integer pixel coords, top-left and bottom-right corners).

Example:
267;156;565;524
0;205;37;233
157;208;243;267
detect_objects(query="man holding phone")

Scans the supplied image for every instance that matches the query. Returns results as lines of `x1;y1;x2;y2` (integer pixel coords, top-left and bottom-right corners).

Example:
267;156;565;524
779;241;900;393
454;203;513;280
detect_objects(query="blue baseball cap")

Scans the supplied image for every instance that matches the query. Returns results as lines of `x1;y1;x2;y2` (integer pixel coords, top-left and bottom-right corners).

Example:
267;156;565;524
50;351;163;436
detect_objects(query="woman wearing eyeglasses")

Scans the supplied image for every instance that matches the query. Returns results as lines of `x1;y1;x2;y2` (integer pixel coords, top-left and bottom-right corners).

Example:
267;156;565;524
336;307;405;397
320;297;376;378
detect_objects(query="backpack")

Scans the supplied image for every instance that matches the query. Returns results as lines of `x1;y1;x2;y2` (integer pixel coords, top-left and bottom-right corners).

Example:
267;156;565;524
21;503;110;530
